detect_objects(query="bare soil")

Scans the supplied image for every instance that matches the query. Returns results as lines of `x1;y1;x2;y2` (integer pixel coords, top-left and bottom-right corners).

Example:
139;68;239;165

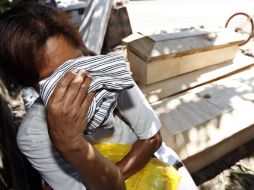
194;139;254;190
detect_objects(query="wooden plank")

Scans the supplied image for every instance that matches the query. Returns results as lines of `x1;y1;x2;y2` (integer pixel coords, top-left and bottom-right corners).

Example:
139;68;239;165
197;68;254;110
152;93;223;134
139;53;254;103
128;51;147;83
147;30;209;42
122;33;144;44
129;45;238;85
159;125;189;158
188;36;205;49
155;67;254;173
79;0;113;54
183;123;254;173
128;29;244;62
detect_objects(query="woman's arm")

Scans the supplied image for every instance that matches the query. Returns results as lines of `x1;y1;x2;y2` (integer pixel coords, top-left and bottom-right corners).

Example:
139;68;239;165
116;131;162;179
115;83;163;179
46;70;125;190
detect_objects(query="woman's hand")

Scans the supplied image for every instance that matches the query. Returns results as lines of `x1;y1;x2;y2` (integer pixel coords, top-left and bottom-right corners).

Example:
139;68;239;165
46;70;125;190
46;70;94;153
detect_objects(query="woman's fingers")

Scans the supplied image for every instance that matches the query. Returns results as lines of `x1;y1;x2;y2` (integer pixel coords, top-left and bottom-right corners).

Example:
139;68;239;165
77;91;95;124
73;73;92;106
48;71;76;105
47;69;95;133
63;70;87;106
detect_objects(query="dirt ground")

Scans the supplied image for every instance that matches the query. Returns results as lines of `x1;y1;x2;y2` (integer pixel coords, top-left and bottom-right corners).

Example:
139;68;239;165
194;139;254;190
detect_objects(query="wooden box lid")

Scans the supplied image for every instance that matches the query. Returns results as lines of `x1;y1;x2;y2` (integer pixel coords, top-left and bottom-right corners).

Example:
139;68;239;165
127;29;245;62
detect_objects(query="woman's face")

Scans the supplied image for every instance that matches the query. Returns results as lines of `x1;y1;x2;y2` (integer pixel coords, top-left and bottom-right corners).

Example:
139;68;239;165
39;35;82;80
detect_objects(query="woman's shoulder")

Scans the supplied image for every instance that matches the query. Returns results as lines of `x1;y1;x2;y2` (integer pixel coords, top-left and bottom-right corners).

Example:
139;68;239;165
17;101;50;151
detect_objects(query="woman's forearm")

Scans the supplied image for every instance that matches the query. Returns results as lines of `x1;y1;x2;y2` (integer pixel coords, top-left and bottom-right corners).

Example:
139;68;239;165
46;71;125;190
116;131;162;179
56;138;126;190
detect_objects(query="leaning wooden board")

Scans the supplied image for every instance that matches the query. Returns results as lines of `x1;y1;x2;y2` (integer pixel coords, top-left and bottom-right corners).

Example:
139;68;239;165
79;0;113;54
127;29;245;85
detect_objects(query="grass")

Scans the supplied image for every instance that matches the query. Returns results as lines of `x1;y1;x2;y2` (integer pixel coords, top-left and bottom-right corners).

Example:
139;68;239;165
230;165;254;190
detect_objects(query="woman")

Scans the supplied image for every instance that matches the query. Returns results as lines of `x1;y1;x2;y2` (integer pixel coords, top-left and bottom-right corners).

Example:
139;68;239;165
0;2;196;190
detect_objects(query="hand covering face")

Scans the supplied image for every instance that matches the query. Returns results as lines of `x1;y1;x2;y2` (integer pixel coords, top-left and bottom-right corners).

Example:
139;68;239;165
40;55;134;134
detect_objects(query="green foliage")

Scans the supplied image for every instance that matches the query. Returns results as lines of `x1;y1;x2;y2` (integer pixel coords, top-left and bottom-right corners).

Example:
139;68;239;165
230;165;254;190
0;0;11;14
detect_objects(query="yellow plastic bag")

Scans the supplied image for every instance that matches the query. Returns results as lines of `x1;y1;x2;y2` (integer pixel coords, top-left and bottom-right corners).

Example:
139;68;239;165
94;143;181;190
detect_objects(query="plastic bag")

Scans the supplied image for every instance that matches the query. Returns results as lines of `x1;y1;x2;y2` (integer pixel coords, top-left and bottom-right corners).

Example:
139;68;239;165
94;143;181;190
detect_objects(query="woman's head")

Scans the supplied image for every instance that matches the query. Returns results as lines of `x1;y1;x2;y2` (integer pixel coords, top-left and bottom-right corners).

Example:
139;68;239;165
0;2;84;87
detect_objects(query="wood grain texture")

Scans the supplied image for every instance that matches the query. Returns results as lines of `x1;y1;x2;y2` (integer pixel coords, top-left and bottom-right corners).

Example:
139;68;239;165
129;45;239;85
128;29;244;62
139;53;254;103
152;92;223;134
155;66;254;172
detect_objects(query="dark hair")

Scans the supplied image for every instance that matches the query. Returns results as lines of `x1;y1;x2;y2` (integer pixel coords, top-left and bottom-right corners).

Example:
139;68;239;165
0;2;84;87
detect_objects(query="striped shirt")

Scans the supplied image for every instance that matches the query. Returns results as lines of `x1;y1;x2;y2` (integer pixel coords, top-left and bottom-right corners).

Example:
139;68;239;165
39;54;134;134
